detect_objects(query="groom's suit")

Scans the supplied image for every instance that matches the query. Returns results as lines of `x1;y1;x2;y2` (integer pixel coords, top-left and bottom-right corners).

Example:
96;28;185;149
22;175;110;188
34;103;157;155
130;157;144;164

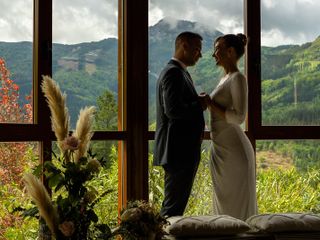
153;59;205;217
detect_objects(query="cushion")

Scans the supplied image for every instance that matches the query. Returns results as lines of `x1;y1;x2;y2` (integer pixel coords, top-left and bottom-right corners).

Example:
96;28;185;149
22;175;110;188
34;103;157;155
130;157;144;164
246;213;320;233
166;215;250;237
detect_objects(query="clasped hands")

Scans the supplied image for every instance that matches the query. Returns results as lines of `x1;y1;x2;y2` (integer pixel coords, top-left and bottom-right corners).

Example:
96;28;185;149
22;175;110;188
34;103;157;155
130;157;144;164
198;92;211;111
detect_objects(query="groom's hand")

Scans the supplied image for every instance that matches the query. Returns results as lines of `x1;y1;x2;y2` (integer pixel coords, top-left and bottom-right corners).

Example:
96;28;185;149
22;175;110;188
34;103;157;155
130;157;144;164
198;92;209;111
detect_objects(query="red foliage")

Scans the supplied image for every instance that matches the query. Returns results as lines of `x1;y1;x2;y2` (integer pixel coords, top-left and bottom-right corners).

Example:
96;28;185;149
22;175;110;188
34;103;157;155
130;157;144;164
0;58;36;232
0;58;32;123
0;57;34;184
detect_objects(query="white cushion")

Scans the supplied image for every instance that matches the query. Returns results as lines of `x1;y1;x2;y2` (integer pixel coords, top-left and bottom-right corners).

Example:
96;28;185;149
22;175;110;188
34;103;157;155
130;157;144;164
166;215;250;237
246;213;320;233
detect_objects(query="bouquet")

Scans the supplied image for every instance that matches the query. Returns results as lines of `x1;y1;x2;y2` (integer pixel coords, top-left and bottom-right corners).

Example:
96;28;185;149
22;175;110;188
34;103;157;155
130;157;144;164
113;200;168;240
21;76;112;239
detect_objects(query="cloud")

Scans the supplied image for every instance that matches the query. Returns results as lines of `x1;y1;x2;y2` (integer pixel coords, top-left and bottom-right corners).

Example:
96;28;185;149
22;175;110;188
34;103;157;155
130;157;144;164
149;0;243;35
1;0;319;46
52;0;118;44
149;0;320;46
0;0;118;44
261;0;320;46
0;0;33;42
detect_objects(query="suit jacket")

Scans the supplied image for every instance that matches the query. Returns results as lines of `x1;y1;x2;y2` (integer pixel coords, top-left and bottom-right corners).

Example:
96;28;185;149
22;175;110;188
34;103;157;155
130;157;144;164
153;59;205;169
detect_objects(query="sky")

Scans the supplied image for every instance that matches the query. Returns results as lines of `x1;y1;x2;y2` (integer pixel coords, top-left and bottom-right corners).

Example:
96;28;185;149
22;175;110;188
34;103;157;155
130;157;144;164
0;0;319;47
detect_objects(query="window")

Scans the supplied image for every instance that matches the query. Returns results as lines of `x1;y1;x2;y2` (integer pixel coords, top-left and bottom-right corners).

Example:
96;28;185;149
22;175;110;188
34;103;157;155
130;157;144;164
0;142;39;238
52;0;119;131
0;0;33;124
148;0;245;214
247;0;320;213
0;0;125;237
261;0;320;126
148;0;244;129
256;140;320;213
1;0;320;237
0;0;37;236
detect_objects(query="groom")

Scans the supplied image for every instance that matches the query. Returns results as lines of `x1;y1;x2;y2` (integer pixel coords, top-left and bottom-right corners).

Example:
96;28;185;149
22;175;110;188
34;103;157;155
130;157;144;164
153;31;207;217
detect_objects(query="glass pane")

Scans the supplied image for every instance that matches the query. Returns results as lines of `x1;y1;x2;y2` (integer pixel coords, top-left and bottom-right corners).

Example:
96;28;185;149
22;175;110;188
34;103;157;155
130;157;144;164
149;140;213;215
52;0;118;131
148;0;244;130
0;0;33;123
91;140;119;227
261;0;320;126
0;142;39;238
256;140;320;213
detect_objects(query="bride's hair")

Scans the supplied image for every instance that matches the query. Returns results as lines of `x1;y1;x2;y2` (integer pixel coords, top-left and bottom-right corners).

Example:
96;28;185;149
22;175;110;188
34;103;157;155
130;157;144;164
215;33;248;59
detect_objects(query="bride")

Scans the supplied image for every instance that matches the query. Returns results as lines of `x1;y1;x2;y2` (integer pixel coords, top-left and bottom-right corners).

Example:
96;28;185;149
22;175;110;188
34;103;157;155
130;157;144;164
205;33;258;220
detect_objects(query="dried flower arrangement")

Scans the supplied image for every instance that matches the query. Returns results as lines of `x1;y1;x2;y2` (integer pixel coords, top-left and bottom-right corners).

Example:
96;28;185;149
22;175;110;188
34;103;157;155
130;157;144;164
113;200;168;240
21;76;112;239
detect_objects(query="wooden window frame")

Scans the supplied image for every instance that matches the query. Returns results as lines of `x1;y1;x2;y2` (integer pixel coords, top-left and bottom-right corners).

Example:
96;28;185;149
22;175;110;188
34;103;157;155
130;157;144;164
0;0;150;210
1;0;319;213
245;0;320;140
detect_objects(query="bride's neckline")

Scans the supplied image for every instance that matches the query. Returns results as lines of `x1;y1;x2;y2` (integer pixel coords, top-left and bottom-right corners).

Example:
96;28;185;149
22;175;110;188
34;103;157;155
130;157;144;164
222;71;238;80
225;71;239;77
218;71;239;87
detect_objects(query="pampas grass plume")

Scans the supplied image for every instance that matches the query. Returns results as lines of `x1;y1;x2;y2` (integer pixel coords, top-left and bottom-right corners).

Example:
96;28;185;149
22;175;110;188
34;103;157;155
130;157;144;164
41;75;70;153
23;173;59;236
73;106;96;161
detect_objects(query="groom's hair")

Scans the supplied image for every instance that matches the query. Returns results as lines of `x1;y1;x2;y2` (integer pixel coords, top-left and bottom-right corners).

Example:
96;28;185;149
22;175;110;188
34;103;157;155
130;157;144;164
175;31;203;49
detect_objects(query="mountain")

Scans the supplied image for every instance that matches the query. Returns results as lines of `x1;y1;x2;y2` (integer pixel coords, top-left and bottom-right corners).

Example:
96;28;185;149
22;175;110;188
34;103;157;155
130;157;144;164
0;18;222;125
261;36;320;125
0;19;320;126
149;17;222;76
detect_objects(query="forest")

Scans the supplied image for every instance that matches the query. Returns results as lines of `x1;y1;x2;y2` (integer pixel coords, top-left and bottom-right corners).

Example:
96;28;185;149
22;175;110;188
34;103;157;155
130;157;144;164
0;19;319;238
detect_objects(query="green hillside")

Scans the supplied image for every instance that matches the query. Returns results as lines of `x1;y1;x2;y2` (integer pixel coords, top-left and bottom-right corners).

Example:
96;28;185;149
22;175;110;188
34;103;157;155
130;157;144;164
261;36;320;125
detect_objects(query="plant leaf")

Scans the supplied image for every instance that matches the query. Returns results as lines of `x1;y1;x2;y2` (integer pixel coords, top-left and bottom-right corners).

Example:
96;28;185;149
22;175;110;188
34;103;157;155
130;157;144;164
48;173;64;188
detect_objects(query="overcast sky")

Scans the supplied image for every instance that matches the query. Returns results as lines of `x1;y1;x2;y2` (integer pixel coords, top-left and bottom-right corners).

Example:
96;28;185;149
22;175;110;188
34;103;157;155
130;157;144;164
0;0;319;47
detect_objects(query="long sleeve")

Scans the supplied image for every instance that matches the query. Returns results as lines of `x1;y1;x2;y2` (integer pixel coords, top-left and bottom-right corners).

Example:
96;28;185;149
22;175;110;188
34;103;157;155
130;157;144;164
225;73;248;124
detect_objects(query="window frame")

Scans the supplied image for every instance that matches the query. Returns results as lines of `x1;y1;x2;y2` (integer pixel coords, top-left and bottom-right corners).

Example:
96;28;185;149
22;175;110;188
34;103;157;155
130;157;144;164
0;0;150;208
245;0;320;140
1;0;319;213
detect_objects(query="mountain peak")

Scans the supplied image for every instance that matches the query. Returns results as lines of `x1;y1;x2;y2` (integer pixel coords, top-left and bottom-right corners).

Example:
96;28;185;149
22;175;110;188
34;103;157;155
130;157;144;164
149;18;223;52
151;17;222;36
154;17;197;31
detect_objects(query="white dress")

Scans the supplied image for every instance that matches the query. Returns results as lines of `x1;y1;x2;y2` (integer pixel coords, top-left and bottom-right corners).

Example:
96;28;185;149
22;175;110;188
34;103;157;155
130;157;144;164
209;71;257;221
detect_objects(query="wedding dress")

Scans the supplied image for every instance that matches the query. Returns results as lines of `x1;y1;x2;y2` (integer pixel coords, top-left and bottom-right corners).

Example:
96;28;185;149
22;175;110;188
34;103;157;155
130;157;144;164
209;71;257;221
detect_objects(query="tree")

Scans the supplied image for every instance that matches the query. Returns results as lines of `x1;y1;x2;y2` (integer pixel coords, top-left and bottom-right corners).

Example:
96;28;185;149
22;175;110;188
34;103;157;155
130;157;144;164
0;57;34;184
0;58;37;236
94;90;117;131
0;58;32;123
92;89;117;166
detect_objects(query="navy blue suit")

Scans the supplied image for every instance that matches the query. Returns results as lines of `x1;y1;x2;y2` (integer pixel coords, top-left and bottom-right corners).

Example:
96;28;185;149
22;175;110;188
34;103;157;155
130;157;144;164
153;59;205;217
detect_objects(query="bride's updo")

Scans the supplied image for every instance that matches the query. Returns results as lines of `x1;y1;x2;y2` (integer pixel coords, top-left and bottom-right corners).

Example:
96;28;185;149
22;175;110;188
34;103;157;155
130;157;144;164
236;33;247;47
215;33;248;59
